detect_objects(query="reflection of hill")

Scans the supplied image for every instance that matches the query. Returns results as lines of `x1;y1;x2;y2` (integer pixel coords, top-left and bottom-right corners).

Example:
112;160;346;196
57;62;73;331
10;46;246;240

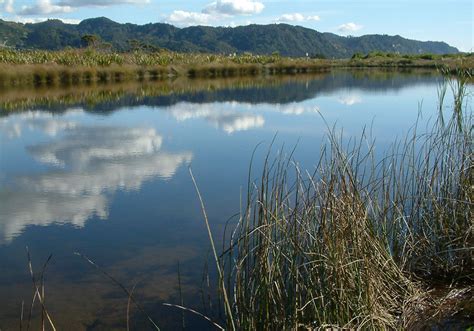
0;70;440;114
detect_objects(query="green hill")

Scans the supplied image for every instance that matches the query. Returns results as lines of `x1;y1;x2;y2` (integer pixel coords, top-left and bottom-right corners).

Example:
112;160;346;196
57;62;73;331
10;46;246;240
0;17;459;58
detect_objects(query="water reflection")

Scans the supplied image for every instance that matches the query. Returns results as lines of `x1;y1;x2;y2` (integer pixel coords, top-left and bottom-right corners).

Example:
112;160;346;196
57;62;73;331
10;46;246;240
0;69;439;114
0;119;192;243
0;109;82;139
165;102;265;133
0;69;455;329
0;191;108;244
338;94;363;106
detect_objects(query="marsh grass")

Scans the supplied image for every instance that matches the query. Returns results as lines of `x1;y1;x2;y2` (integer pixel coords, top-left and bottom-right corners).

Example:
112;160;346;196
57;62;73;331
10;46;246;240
0;49;471;87
198;72;473;329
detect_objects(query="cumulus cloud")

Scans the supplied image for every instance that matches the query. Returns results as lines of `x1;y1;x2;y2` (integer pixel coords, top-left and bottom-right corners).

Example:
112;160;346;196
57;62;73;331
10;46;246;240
57;0;149;7
166;10;212;26
203;0;264;15
1;0;14;13
337;22;363;33
277;13;320;23
19;0;72;15
17;0;149;16
6;16;81;23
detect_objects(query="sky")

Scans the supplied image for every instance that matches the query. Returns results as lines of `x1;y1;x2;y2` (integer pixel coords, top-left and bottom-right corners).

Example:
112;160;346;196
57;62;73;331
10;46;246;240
0;0;472;51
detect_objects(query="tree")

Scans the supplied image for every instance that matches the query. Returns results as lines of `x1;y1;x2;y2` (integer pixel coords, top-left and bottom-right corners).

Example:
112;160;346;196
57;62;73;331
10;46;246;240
81;34;100;48
128;39;141;51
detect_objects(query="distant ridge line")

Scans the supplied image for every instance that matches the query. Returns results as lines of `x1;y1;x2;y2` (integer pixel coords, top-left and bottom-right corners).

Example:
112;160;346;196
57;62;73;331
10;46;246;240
0;17;459;58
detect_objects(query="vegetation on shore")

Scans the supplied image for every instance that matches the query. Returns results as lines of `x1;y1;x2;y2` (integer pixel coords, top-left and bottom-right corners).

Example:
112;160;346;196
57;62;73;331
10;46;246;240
0;48;472;87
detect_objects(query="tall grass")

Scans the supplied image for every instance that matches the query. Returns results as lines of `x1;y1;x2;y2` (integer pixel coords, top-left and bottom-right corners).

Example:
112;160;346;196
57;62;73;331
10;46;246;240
0;48;471;87
207;72;473;329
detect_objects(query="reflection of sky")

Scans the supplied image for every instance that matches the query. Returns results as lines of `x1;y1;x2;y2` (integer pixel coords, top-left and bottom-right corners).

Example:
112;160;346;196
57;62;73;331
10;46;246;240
0;74;468;329
0;112;193;243
164;102;265;133
0;81;451;243
0;109;83;139
338;93;363;106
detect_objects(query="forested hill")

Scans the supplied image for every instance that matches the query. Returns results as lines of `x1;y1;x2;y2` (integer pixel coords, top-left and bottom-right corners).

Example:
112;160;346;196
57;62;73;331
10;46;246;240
0;17;459;58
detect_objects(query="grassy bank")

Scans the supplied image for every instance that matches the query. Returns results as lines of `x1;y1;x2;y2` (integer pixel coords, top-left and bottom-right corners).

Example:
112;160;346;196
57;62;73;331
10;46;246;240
0;48;472;87
199;73;472;329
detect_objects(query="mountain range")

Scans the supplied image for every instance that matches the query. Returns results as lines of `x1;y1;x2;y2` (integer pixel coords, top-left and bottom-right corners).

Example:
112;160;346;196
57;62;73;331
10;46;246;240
0;17;459;58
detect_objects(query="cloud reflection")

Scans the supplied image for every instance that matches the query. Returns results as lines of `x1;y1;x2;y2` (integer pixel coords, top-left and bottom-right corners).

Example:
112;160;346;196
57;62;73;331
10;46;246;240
0;191;109;242
163;101;319;133
0;109;82;138
165;102;265;133
338;94;363;106
0;120;192;243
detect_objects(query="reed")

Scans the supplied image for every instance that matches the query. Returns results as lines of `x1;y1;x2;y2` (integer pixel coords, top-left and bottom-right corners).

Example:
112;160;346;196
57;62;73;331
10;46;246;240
211;71;472;329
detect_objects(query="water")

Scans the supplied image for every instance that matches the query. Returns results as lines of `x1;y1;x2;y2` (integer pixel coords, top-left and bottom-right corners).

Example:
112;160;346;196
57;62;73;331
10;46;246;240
0;70;462;329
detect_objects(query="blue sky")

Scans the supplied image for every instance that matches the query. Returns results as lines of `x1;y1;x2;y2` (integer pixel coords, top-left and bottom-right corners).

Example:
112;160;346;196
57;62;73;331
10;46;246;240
0;0;472;51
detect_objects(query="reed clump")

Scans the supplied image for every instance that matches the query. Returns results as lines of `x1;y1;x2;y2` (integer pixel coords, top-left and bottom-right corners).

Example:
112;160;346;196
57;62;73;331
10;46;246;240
212;72;472;329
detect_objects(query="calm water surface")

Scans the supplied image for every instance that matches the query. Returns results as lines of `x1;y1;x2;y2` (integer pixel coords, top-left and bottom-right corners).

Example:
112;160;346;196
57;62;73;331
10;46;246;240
0;70;464;330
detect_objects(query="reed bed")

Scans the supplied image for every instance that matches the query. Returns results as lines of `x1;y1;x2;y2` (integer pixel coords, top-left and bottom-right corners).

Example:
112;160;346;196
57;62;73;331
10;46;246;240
204;72;473;330
0;48;471;87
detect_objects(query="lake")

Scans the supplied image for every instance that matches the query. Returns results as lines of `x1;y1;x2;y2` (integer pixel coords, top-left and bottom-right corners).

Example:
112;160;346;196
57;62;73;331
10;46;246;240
0;69;465;330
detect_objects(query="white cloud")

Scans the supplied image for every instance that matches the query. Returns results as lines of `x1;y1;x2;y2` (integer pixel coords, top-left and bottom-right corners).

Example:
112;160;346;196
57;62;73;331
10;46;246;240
57;17;80;24
277;13;320;23
57;0;149;7
16;0;149;16
337;22;363;33
1;0;14;13
5;16;80;23
166;10;212;26
19;0;72;15
203;0;264;15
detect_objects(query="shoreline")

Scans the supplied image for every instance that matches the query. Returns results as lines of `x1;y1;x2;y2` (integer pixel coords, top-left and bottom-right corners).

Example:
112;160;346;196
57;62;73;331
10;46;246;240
0;69;442;113
0;50;472;87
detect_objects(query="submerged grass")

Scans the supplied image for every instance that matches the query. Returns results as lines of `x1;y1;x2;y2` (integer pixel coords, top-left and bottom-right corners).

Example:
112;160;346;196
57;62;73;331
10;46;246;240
194;71;473;329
